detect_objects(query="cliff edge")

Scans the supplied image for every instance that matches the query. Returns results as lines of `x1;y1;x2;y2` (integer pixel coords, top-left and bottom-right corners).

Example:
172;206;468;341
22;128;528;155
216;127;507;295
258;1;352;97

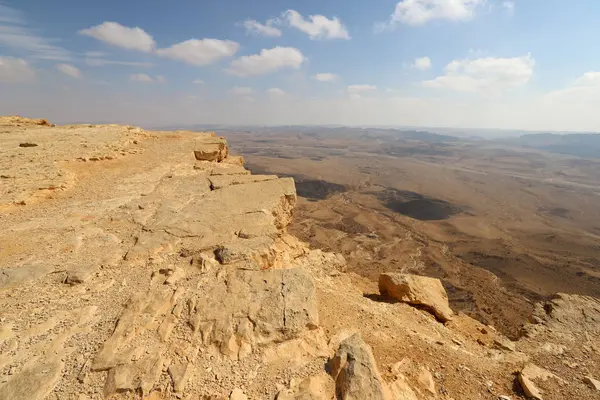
0;117;599;400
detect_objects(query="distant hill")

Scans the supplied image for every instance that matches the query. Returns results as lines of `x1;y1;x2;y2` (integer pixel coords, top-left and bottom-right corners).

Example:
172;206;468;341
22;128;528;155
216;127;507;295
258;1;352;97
509;133;600;158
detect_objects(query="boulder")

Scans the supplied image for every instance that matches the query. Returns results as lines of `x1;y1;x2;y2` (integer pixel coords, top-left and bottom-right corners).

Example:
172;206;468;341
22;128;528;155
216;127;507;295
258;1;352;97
329;333;389;400
229;389;248;400
194;137;228;162
378;273;453;322
584;376;600;391
276;373;335;399
518;363;564;400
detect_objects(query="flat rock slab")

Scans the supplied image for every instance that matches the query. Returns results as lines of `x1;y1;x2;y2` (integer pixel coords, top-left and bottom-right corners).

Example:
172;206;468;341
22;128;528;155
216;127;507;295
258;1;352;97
209;174;278;190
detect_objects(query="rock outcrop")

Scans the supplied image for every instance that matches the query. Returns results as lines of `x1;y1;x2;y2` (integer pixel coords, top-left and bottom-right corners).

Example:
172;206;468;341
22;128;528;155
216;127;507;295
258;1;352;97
1;117;599;400
378;272;454;322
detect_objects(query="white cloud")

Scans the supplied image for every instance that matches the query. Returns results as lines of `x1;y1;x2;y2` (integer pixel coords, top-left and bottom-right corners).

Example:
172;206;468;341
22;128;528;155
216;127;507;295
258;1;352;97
56;63;81;78
230;86;253;95
227;47;305;77
502;1;515;15
130;73;154;82
0;5;71;60
282;10;350;40
193;79;204;85
423;54;534;93
381;0;483;27
267;88;286;96
243;19;282;37
156;39;239;66
84;58;153;67
0;56;35;83
546;72;600;102
79;22;155;52
347;85;377;100
313;73;338;82
413;56;432;70
156;75;166;83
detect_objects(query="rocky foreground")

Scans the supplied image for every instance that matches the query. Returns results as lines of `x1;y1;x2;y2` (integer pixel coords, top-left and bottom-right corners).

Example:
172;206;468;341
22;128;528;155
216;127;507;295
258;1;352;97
0;116;599;400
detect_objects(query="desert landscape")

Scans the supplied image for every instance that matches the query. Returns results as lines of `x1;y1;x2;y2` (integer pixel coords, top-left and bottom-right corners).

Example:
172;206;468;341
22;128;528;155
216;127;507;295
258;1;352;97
224;127;600;340
1;117;600;400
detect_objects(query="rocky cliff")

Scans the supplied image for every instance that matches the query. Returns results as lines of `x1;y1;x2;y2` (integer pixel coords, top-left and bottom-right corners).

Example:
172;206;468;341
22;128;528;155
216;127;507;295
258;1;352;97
0;117;599;400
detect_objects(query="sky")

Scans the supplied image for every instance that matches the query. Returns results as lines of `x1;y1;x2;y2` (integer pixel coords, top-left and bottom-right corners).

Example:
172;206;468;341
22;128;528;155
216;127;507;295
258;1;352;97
1;0;600;132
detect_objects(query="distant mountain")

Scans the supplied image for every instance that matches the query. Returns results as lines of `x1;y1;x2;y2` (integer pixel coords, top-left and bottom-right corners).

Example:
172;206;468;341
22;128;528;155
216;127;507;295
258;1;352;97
509;133;600;158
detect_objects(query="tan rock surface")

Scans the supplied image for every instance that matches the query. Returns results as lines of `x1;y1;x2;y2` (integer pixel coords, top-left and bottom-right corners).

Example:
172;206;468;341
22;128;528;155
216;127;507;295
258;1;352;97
1;118;599;400
329;333;389;399
378;272;454;322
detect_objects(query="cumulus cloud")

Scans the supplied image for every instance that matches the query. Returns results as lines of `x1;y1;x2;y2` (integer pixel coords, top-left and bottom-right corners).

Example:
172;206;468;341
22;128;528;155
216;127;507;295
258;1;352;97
79;22;156;52
313;73;338;82
0;56;35;83
130;73;164;83
282;10;350;40
193;79;204;84
227;47;305;77
130;73;153;82
379;0;483;28
423;54;534;93
243;19;282;37
156;39;239;66
413;56;432;70
56;63;81;78
267;88;286;96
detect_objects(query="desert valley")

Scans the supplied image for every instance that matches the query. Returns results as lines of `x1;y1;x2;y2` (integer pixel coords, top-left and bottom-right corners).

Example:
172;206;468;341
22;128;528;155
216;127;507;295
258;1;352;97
1;116;600;400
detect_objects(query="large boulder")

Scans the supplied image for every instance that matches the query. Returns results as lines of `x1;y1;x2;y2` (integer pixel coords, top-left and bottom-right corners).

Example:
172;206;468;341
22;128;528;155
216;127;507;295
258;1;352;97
194;136;228;162
329;333;389;400
378;273;453;322
518;363;565;400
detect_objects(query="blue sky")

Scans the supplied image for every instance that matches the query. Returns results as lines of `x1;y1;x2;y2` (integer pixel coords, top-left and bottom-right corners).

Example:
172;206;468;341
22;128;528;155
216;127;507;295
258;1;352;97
1;0;600;131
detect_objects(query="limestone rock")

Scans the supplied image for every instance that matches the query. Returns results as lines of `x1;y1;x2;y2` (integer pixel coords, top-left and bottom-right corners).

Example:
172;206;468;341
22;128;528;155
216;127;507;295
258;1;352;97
388;376;419;400
494;338;516;352
194;137;228;162
329;333;389;400
209;164;249;176
209;174;278;190
229;388;248;400
276;373;335;399
0;358;64;400
0;262;53;289
518;363;564;400
584;376;600;391
417;367;436;395
168;363;193;392
378;273;453;322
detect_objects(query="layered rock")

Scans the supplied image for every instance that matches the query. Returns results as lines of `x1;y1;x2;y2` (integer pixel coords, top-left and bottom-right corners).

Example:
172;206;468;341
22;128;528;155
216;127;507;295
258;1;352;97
1;119;600;400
